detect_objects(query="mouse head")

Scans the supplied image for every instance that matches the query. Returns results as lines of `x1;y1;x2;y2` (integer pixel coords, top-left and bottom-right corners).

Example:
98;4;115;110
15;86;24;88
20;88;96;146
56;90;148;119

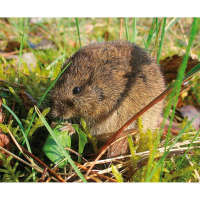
51;42;139;125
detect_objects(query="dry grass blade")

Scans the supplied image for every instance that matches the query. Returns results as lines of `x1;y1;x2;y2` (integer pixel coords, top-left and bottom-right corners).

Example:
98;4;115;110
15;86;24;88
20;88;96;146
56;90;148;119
185;155;200;182
85;138;200;166
0;50;19;58
64;147;88;163
6;127;23;154
39;168;48;182
83;175;102;182
83;141;200;181
64;162;117;182
20;146;66;182
1;126;64;182
94;163;124;175
0;146;43;173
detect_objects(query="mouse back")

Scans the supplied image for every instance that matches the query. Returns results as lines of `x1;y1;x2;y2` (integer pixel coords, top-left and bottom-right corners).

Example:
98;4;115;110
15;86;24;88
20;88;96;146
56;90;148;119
51;40;165;137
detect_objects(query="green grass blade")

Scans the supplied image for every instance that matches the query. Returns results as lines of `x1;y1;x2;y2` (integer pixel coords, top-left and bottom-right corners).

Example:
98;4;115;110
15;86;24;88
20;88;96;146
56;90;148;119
2;103;31;153
146;18;199;182
2;101;36;181
124;18;129;41
146;120;195;181
155;18;160;34
18;19;29;61
25;61;71;141
145;18;178;49
176;128;200;169
158;18;199;181
157;18;166;63
35;106;87;182
160;18;199;147
8;87;22;105
75;18;82;48
184;63;200;80
46;54;66;78
145;18;156;49
39;61;71;107
127;135;135;158
18;18;25;66
111;165;123;182
165;18;199;142
132;18;137;43
18;18;29;80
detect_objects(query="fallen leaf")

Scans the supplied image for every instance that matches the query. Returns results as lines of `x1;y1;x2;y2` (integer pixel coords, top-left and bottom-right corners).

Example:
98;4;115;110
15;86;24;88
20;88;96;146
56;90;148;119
0;132;10;148
0;132;10;166
160;55;200;83
4;41;20;52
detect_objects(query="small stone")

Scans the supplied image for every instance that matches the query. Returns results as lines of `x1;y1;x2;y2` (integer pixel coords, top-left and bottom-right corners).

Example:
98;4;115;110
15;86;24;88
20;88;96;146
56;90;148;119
180;105;200;130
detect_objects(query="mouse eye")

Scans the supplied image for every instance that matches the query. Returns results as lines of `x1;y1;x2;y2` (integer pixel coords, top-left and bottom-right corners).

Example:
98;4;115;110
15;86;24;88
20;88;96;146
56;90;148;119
72;87;81;94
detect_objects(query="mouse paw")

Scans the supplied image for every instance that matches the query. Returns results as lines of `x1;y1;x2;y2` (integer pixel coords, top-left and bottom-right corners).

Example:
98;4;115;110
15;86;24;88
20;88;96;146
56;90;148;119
59;122;75;136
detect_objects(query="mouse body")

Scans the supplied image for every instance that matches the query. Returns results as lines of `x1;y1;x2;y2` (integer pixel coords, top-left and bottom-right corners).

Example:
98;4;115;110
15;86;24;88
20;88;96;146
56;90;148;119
51;40;166;157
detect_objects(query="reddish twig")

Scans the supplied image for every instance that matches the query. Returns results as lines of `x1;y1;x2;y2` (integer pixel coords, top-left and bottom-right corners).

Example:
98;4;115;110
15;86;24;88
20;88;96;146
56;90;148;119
20;146;66;182
0;98;4;123
8;102;15;122
39;167;48;182
64;147;88;162
0;50;19;58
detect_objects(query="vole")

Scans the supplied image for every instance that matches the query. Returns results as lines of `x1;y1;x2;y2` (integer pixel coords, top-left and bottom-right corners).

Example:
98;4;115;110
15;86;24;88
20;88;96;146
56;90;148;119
51;40;166;157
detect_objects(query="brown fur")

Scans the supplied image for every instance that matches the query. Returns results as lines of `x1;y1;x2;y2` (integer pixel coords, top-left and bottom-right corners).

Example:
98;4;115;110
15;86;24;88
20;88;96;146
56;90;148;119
51;40;166;157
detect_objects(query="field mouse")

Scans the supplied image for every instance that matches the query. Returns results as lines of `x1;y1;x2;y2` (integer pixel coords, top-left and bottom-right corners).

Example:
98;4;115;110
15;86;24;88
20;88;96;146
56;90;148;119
51;40;166;157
